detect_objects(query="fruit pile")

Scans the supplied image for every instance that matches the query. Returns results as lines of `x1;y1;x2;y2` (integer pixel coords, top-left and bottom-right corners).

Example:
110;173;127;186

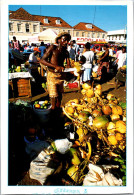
9;65;28;73
34;100;51;109
63;83;126;151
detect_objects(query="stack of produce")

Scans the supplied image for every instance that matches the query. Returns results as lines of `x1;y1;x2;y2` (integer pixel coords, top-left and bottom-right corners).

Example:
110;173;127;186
62;83;126;185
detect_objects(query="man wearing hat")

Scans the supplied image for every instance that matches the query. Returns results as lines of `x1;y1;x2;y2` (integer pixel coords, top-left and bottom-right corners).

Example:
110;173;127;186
40;32;71;113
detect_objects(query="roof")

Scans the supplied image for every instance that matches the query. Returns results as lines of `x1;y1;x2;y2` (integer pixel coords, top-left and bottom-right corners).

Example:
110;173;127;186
107;29;126;35
9;7;72;28
73;22;106;33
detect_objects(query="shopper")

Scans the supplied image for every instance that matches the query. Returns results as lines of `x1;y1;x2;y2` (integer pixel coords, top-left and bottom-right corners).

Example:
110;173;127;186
39;42;46;58
12;36;20;53
68;41;76;60
97;44;109;80
81;42;94;84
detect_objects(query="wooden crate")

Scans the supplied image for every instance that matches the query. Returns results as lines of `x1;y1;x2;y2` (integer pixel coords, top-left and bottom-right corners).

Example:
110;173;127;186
17;78;32;97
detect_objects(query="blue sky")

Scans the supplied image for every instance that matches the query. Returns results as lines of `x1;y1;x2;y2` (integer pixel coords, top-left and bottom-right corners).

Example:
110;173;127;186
9;5;127;31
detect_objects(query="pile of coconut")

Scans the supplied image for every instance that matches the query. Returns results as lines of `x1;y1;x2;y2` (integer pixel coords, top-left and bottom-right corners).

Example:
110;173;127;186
63;83;126;150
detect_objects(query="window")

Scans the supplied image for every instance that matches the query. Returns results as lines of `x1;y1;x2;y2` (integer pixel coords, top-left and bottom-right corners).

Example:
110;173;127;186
76;32;79;37
9;23;13;31
68;30;70;34
56;19;60;24
97;33;100;38
17;23;21;32
44;18;48;24
119;35;121;40
102;34;105;38
82;32;85;37
87;32;90;37
33;25;38;33
25;24;29;32
86;24;92;29
92;33;95;38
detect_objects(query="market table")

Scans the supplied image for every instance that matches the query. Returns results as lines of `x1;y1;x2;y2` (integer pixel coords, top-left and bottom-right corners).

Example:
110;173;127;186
9;71;34;98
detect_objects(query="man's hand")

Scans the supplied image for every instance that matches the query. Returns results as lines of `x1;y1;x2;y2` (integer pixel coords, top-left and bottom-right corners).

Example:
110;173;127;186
55;66;64;73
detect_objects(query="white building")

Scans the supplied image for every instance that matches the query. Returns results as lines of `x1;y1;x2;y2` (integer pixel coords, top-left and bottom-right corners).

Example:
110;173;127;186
106;29;127;44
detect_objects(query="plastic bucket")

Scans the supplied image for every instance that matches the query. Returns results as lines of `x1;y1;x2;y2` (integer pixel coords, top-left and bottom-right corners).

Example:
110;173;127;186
33;101;52;124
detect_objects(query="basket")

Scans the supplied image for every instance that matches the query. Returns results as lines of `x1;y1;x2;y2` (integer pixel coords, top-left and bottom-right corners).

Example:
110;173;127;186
33;101;52;124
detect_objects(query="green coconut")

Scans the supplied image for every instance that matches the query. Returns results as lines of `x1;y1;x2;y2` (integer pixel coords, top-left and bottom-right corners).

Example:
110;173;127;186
93;115;109;129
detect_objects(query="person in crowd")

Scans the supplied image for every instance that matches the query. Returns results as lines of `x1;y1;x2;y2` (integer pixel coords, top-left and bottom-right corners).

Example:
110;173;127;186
68;41;76;60
9;42;14;67
79;45;84;60
39;42;46;58
40;32;71;113
12;36;20;53
116;46;122;59
80;42;94;84
29;50;40;67
97;44;109;80
115;46;127;89
73;40;79;61
109;45;113;56
116;46;126;69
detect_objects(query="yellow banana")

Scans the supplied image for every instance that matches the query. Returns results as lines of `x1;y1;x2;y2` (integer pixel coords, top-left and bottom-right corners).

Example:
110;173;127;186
86;141;92;160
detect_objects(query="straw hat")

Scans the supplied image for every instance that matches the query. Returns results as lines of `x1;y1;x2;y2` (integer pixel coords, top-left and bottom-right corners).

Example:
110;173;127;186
55;32;71;44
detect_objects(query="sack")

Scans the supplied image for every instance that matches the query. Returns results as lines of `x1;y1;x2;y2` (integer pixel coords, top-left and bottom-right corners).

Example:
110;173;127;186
83;163;122;186
29;146;56;185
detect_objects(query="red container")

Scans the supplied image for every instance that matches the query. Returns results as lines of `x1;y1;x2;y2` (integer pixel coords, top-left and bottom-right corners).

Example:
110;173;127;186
68;82;78;89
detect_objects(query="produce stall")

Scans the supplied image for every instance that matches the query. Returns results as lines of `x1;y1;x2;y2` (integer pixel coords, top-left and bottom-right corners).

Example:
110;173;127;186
9;66;34;98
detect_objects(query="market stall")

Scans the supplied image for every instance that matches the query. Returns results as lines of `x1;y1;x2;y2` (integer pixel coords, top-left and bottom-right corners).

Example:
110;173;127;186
9;66;34;98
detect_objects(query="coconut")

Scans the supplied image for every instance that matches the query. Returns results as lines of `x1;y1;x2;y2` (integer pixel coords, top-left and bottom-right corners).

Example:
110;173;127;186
112;105;123;115
92;72;98;78
78;111;90;122
93;116;109;129
67;165;79;182
92;109;102;118
81;89;87;95
86;89;94;98
102;105;112;115
115;133;123;141
82;83;92;90
110;114;120;121
115;120;126;134
107;93;115;101
95;84;102;90
108;135;118;145
95;89;102;96
66;106;75;115
107;122;116;134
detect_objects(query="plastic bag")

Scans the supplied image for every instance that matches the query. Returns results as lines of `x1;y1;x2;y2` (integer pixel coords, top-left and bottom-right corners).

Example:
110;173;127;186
54;138;72;154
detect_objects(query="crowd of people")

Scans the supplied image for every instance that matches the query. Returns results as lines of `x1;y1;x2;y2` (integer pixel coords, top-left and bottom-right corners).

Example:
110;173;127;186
9;34;127;102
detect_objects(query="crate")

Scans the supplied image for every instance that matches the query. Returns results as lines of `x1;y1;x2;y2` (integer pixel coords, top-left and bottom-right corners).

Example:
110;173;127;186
68;82;78;89
17;78;32;97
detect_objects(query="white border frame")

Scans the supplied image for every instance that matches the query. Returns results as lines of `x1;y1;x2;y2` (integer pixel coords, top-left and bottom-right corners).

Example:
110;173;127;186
1;0;133;194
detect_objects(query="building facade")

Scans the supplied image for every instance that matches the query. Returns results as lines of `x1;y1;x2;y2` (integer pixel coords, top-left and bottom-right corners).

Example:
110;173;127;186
9;8;107;45
72;22;107;44
106;29;127;44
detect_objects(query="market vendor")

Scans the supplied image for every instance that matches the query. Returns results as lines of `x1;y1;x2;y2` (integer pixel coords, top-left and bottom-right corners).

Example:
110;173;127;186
40;32;71;113
97;44;109;80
